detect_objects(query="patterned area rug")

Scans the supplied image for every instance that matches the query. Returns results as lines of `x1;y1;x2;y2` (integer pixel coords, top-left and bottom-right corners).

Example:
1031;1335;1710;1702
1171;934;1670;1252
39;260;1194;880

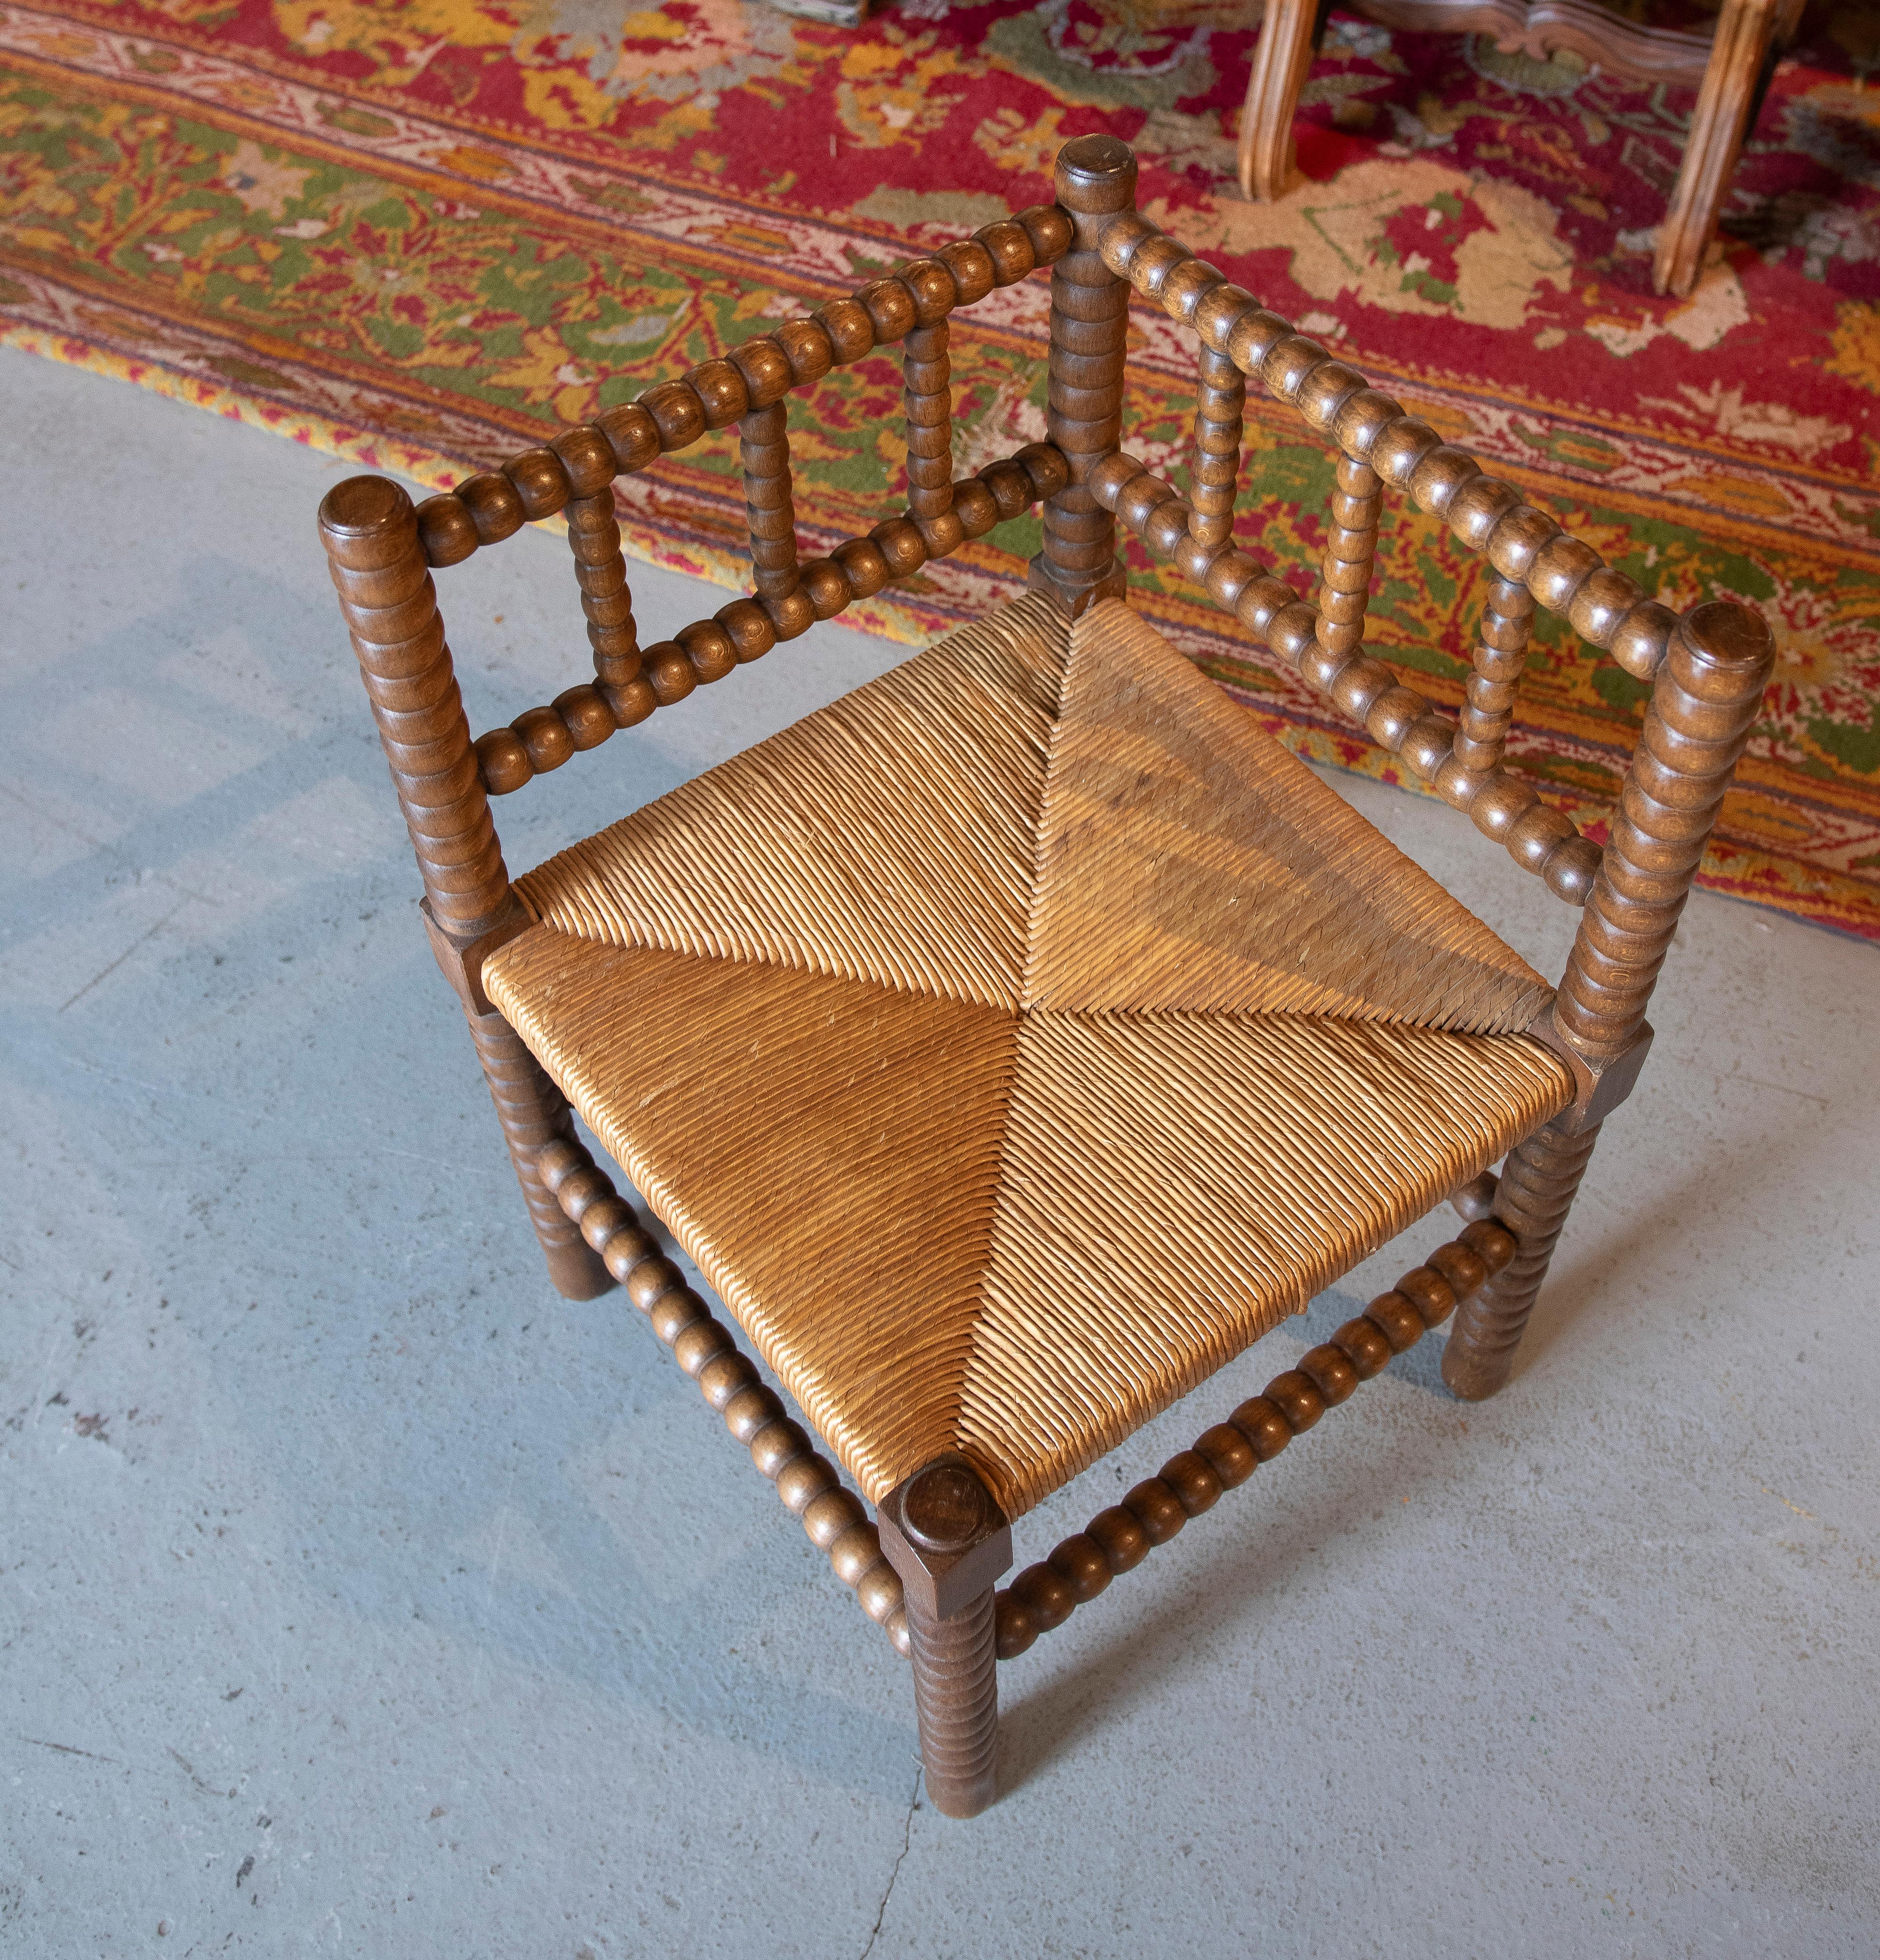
3;0;1877;935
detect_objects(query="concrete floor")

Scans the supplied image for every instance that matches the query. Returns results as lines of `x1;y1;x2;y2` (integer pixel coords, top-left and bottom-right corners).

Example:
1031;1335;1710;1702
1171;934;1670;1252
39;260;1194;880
2;343;1876;1959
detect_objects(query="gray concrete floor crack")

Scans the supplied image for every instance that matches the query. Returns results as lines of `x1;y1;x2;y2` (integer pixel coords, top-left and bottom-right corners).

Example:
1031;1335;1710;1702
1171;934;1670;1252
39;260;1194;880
857;1767;921;1960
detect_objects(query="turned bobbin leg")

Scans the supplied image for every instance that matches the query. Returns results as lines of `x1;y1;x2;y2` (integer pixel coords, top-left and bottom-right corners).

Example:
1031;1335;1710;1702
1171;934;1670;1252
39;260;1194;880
877;1458;1013;1819
1028;135;1136;618
1441;1119;1601;1401
318;476;613;1302
1443;600;1774;1398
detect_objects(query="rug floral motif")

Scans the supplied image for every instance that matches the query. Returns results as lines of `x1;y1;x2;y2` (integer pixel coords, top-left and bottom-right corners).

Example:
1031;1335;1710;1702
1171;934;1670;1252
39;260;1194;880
3;0;1877;934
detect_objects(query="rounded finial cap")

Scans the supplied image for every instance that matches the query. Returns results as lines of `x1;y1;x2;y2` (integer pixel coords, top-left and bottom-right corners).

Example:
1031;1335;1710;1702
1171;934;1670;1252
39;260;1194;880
1675;600;1776;706
1055;135;1138;216
319;475;411;538
1680;599;1773;672
901;1462;991;1553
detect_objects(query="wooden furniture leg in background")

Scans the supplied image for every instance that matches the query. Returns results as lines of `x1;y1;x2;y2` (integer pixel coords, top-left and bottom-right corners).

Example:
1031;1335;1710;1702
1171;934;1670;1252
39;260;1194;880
1238;0;1324;202
1444;601;1775;1397
1029;134;1136;617
1654;0;1800;296
878;1459;1013;1818
1238;0;1797;286
318;477;614;1302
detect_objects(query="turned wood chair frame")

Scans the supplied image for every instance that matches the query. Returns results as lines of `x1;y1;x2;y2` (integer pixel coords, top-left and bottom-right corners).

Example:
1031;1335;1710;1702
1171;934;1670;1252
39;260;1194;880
1239;0;1807;297
320;135;1772;1817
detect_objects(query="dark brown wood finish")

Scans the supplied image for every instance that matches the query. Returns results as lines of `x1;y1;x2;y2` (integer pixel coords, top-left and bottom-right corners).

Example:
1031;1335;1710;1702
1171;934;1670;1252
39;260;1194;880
1188;342;1246;551
903;317;957;532
1455;576;1535;776
535;1132;916;1653
1314;453;1381;662
1029;134;1136;617
317;477;611;1301
1079;191;1774;1400
994;1216;1517;1656
740;399;801;607
565;489;641;692
877;1460;1011;1819
1444;600;1775;1396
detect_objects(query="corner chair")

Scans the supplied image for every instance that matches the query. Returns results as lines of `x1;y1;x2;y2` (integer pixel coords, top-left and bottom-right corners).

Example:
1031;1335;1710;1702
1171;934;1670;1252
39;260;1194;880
319;135;1774;1816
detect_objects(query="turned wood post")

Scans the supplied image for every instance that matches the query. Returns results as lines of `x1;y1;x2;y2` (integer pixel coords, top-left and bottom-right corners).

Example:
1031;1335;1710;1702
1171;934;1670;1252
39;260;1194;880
318;475;614;1302
877;1458;1013;1818
1444;600;1774;1399
1029;134;1135;618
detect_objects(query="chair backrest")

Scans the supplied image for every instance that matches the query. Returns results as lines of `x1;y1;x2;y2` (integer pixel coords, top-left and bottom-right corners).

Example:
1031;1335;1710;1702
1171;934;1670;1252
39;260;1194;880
318;134;1774;1124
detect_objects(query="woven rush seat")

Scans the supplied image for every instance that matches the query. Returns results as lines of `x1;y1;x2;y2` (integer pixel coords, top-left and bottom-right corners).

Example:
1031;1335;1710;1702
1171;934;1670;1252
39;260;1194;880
485;595;1574;1518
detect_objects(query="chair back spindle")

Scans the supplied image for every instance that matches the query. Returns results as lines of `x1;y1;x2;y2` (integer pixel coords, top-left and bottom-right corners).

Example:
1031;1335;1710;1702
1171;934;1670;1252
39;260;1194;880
740;399;801;604
320;134;1774;1134
1187;343;1245;550
1454;577;1535;775
1314;453;1380;661
903;318;956;529
565;491;642;687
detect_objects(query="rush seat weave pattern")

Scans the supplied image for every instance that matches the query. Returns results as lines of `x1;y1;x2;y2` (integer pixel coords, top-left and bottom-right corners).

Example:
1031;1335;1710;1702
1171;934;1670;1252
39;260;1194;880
486;596;1574;1516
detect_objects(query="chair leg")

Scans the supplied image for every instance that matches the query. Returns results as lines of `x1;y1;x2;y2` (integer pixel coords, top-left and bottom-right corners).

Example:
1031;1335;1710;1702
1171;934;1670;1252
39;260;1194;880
1653;0;1785;297
1238;0;1321;202
1441;1117;1601;1401
464;1008;614;1301
876;1457;1013;1819
904;1588;1000;1819
1449;601;1774;1397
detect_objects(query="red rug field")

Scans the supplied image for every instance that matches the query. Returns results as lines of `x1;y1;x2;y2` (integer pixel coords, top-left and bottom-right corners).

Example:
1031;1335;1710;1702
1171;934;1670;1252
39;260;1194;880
3;0;1876;934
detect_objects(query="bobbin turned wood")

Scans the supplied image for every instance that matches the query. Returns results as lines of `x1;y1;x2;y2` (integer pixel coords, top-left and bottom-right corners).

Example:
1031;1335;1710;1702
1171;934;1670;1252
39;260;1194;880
1028;135;1135;618
994;1214;1517;1658
878;1459;1012;1818
1444;600;1774;1399
317;476;612;1302
533;1134;913;1657
565;489;640;689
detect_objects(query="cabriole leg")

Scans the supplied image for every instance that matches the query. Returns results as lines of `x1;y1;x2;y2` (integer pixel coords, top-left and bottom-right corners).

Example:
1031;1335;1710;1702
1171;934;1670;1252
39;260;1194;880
1653;0;1788;297
1237;0;1321;202
318;475;612;1302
